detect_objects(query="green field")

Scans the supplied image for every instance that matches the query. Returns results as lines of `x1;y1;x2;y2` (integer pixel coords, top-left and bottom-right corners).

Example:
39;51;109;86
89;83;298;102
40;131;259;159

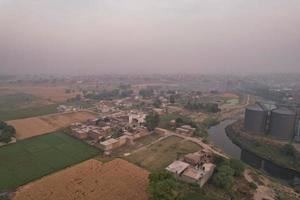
0;104;59;121
125;136;201;171
0;131;100;191
0;93;36;110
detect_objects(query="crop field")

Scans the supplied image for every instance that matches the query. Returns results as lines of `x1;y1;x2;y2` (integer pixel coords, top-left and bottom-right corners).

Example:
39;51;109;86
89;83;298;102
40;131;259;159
0;86;79;103
0;104;59;121
125;136;201;171
7;111;96;140
0;131;100;191
12;159;149;200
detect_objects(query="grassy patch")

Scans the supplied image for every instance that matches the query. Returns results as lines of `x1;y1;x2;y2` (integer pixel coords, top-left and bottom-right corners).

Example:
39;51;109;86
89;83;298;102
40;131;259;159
158;113;189;129
0;104;59;121
0;93;36;110
125;136;201;171
0;131;100;191
135;133;162;146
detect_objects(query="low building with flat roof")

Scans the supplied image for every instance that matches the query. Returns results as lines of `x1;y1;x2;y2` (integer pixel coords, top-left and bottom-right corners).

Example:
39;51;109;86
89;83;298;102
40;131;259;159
166;161;190;176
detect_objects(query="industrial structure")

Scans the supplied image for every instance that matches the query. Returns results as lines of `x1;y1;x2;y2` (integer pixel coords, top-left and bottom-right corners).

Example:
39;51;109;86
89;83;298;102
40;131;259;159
244;104;268;133
269;107;296;140
244;103;299;141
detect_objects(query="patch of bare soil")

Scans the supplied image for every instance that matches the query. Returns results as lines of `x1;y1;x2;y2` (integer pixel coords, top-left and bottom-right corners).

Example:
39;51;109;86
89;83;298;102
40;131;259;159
12;159;149;200
7;111;96;139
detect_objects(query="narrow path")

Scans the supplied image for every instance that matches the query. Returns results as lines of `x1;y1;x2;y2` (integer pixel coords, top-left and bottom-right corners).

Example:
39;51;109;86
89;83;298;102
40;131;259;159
244;169;275;200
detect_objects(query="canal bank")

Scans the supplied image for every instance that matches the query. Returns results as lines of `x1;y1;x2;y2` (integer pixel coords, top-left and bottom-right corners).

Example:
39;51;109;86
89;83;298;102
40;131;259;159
208;119;300;189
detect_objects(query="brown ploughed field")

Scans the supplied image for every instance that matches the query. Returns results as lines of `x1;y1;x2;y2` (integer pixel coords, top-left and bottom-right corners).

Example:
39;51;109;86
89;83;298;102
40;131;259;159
12;159;149;200
7;111;96;139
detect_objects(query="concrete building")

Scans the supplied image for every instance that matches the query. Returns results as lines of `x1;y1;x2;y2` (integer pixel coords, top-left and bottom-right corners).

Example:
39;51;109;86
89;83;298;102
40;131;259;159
128;111;146;126
166;161;190;176
99;138;120;151
166;150;215;188
176;125;196;136
181;164;216;187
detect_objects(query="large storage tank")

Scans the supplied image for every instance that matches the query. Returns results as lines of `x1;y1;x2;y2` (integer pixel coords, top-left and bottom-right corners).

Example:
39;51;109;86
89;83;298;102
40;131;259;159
244;104;267;133
270;107;296;140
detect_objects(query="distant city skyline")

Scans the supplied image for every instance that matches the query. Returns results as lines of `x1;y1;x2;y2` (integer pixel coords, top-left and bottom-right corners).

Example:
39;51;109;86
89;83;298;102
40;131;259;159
0;0;299;75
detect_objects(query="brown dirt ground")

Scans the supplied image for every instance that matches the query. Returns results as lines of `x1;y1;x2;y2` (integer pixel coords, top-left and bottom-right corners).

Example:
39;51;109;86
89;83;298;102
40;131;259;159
221;92;239;99
12;159;149;200
7;111;96;140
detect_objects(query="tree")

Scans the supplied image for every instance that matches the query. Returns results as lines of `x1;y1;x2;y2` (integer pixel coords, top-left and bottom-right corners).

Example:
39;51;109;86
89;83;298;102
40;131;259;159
111;128;123;138
213;165;235;189
153;98;162;108
229;159;245;177
175;118;184;127
169;95;175;104
139;88;154;98
148;171;177;200
145;112;160;131
281;144;296;157
0;121;16;143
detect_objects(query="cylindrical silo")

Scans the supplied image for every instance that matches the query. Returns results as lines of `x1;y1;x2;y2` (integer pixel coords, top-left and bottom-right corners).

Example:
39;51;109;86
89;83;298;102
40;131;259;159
270;107;296;140
244;104;268;133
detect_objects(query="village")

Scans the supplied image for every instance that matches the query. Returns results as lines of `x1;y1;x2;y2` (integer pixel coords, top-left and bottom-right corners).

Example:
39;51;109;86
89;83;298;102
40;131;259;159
0;76;298;200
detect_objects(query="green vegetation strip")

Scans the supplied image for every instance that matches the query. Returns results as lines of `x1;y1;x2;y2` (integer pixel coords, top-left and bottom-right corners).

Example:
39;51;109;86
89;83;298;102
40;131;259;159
125;136;201;172
0;131;100;191
0;104;59;121
226;123;300;172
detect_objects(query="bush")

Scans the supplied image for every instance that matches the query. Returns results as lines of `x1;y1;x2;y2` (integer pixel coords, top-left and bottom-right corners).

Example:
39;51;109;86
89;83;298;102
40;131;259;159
281;144;296;157
229;159;245;177
276;192;286;200
145;113;160;131
148;171;177;200
0;121;16;143
213;165;235;189
249;182;257;189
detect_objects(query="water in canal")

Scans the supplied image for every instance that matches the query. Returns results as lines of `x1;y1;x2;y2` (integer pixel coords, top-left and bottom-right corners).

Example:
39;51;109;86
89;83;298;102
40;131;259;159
208;119;300;186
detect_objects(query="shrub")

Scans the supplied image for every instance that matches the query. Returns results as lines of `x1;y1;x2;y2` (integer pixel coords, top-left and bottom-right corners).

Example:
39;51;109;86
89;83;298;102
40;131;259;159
229;159;245;177
249;182;257;189
148;171;177;200
213;165;235;189
281;144;296;157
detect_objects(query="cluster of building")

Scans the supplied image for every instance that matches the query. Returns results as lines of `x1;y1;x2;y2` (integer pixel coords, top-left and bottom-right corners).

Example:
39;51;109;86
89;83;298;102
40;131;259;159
244;103;300;141
57;105;80;112
70;111;151;154
166;150;215;188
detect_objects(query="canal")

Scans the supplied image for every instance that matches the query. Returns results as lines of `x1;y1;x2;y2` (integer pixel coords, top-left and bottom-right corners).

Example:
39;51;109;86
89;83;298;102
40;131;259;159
208;119;300;187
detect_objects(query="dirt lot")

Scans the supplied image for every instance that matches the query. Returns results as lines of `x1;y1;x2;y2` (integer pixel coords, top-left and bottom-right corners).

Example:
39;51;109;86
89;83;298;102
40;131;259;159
12;159;149;200
7;111;96;140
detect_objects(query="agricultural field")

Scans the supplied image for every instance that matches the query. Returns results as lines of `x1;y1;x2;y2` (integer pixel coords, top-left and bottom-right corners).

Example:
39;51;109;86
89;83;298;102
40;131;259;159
125;136;201;171
0;86;83;121
0;131;100;191
7;111;96;140
0;86;79;103
0;104;59;121
12;159;149;200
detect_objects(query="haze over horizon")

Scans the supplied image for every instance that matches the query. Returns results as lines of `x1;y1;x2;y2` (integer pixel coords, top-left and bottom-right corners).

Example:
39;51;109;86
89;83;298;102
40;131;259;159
0;0;299;75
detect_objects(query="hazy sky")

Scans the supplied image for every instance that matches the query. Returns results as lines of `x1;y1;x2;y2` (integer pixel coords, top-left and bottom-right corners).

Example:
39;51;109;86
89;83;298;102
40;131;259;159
0;0;299;75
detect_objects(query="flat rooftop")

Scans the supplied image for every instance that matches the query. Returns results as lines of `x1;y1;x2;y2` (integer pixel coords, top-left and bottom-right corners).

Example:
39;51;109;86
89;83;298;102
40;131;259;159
166;161;189;174
182;167;203;180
